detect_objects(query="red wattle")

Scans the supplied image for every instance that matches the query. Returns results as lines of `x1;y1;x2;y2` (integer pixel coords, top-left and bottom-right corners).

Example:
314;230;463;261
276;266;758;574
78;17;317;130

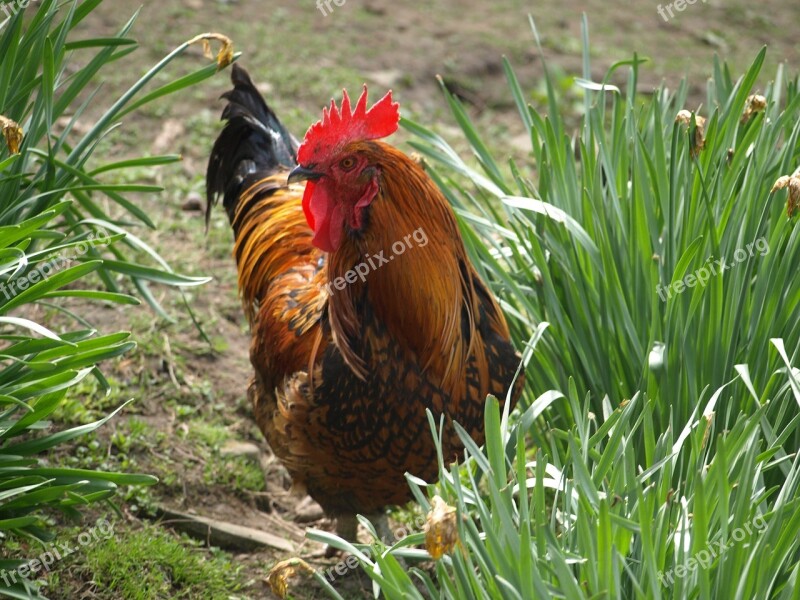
303;181;343;253
302;181;316;230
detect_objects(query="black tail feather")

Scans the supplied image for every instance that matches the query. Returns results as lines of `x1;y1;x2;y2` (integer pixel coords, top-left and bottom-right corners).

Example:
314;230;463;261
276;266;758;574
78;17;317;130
206;63;298;225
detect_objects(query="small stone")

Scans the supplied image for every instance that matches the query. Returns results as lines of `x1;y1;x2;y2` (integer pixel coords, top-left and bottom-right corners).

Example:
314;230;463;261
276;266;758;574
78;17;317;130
220;440;263;460
367;70;404;89
292;496;325;523
181;192;204;212
257;81;274;97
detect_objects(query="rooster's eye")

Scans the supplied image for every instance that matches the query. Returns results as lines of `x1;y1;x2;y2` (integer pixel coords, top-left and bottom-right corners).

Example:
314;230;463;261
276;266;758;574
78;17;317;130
339;157;357;171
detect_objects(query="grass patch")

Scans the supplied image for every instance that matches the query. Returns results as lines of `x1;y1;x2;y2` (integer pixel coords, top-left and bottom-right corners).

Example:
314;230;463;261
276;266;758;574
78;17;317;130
47;524;245;599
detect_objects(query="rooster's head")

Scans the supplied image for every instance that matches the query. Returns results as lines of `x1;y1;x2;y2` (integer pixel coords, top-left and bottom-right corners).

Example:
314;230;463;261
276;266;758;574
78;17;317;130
288;86;400;252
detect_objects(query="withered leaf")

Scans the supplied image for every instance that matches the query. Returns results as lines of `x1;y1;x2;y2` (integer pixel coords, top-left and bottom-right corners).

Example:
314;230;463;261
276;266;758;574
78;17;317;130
675;109;706;158
771;165;800;218
0;115;23;154
187;32;234;70
266;557;314;599
424;495;458;560
741;94;767;124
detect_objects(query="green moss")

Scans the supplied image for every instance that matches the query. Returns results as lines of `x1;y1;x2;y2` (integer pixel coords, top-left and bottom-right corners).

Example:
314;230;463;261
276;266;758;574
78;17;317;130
47;524;244;599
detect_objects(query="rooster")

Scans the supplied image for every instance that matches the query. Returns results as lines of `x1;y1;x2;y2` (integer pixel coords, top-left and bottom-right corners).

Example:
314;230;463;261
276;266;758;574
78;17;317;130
206;64;524;545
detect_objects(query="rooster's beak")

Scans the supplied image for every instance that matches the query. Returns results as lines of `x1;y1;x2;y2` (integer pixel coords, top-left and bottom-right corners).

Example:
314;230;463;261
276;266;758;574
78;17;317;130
288;165;323;184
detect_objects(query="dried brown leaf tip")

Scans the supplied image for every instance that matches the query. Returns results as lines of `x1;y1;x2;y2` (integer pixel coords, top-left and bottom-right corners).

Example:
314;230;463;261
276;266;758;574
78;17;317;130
771;165;800;218
187;33;234;70
266;558;314;599
741;94;767;124
701;412;714;450
0;115;23;154
409;151;425;167
424;495;458;560
675;110;706;158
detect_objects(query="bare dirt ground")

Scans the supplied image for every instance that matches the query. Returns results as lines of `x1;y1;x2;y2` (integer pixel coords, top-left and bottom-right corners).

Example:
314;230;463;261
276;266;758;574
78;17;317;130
27;0;800;597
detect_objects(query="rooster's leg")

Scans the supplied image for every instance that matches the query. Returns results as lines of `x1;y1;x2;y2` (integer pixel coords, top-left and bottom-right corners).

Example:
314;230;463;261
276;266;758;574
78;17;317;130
336;513;358;540
368;512;393;544
336;512;393;543
324;514;358;558
322;512;392;557
367;511;408;569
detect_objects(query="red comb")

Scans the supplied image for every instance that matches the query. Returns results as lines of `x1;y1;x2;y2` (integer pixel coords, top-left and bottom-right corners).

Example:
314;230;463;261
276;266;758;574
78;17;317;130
297;86;400;165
